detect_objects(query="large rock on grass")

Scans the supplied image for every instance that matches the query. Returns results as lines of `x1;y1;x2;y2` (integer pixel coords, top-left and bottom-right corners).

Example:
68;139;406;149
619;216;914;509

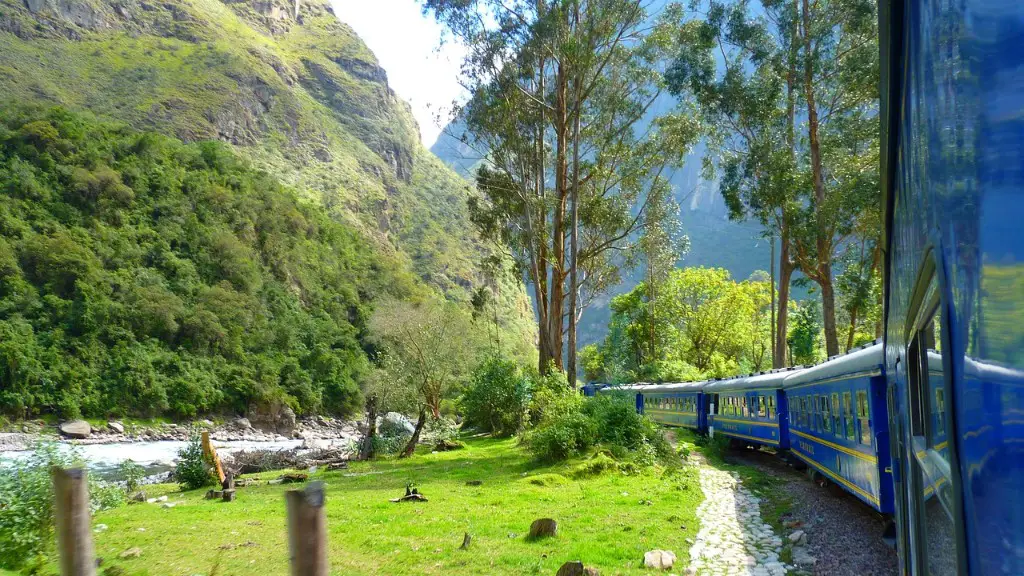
528;518;558;540
58;420;91;439
556;561;599;576
643;550;676;570
108;421;125;434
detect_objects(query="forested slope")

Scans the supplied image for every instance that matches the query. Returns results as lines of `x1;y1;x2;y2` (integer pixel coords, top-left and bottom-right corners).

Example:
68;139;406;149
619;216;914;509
0;108;421;419
0;0;537;418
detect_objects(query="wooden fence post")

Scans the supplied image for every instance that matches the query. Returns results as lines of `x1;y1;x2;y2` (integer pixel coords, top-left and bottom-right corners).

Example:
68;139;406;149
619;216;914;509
285;481;328;576
52;467;96;576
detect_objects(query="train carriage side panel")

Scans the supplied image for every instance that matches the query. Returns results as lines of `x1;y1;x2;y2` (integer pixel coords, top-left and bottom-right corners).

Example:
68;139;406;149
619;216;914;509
706;371;793;450
783;343;892;513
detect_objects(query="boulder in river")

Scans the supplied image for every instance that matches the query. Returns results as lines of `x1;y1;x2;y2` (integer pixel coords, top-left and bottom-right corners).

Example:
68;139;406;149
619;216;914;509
58;420;92;439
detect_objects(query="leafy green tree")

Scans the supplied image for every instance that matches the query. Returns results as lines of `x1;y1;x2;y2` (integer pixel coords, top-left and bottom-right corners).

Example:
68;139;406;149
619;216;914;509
430;0;699;377
368;299;481;456
788;300;823;366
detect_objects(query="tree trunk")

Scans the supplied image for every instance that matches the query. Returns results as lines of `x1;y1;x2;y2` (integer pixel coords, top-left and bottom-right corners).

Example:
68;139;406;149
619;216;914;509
819;263;839;357
400;407;428;459
775;230;795;368
770;232;776;366
547;61;569;374
846;306;858;352
567;43;582;387
802;0;838;357
360;393;378;460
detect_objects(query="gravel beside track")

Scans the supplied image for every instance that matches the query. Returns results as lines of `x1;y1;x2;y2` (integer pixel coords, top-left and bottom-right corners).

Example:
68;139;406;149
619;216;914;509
725;449;898;576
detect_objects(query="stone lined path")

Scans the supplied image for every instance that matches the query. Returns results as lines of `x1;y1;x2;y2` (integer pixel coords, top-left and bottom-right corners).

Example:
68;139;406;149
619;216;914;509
687;462;788;576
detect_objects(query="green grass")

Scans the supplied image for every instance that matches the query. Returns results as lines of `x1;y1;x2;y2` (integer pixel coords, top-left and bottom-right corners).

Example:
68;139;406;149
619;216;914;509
75;437;701;575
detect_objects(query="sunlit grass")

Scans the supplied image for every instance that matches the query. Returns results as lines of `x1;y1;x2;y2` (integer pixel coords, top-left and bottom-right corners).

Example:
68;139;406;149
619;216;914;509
73;436;702;575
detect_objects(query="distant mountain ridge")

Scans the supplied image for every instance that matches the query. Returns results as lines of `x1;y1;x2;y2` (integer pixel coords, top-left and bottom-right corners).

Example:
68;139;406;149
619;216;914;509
0;0;536;340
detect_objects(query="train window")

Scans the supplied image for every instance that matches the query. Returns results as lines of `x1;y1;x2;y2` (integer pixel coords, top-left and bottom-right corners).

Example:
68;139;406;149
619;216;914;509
908;288;957;575
856;390;871;445
821;395;832;433
767;395;775;420
843;392;855;441
831;393;841;437
743;397;749;418
758;396;766;417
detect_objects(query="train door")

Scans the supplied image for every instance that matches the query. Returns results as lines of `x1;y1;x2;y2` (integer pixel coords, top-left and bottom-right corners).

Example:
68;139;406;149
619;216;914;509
636;393;644;415
888;360;912;571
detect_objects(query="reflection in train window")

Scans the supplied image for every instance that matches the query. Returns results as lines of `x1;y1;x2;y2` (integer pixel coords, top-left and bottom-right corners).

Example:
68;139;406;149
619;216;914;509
856;390;871;445
843;392;855;441
822;395;832;434
909;294;957;575
831;393;841;437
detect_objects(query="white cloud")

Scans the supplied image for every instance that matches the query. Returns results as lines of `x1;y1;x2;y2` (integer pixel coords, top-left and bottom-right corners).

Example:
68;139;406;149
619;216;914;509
331;0;467;148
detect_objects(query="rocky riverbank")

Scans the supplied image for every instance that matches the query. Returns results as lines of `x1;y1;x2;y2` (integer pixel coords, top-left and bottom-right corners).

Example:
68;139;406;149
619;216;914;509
1;415;363;453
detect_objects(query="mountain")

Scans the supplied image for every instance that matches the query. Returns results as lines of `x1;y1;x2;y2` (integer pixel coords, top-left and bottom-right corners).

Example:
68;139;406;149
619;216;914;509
0;0;536;418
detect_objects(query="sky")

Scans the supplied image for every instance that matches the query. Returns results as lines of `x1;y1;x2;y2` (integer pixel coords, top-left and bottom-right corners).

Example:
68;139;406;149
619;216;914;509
331;0;467;148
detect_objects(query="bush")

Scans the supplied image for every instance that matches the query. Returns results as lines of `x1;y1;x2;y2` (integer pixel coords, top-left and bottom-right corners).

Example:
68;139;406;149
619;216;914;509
175;432;216;491
524;395;673;465
423;415;460;446
527;368;579;426
524;408;597;461
460;356;530;436
117;459;146;494
0;443;124;570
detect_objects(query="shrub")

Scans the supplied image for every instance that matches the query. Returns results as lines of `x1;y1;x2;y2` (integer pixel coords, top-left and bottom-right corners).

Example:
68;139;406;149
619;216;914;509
460;356;530;436
524;395;673;465
175;432;216;491
527;368;579;426
423;415;460;446
570;452;619;478
524;408;597;461
117;459;146;494
0;443;123;570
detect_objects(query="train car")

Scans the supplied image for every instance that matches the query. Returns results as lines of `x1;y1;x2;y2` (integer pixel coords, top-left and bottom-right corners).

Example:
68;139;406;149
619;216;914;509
637;382;708;433
782;343;894;514
596;383;646;413
881;0;1024;572
580;382;609;397
705;370;796;450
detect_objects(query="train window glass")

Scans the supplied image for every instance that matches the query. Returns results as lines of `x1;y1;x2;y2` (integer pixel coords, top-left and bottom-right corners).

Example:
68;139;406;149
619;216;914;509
910;295;956;576
831;393;841;437
856;390;870;445
843;392;854;441
742;397;749;418
767;396;775;420
758;396;766;418
821;395;832;433
801;397;808;428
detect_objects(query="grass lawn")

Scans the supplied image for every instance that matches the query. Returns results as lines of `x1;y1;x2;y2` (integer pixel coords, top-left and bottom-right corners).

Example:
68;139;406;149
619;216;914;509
75;436;702;575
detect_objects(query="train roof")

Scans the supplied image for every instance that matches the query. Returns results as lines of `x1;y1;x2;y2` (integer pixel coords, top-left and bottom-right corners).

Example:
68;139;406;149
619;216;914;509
638;381;708;393
782;341;883;388
703;367;804;392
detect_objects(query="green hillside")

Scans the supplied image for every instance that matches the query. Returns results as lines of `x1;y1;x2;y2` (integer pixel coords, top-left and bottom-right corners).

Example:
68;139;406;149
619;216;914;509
0;0;537;417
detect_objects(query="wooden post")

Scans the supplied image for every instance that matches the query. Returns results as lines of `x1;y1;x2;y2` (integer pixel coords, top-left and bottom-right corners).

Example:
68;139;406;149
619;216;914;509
201;431;226;485
52;467;96;576
286;481;328;576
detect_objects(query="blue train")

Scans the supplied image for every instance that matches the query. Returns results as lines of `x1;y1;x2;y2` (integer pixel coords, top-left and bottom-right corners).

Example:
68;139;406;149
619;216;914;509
589;2;1024;571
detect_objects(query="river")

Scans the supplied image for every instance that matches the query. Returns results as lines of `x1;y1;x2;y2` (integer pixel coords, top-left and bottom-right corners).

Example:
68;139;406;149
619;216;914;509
0;438;304;479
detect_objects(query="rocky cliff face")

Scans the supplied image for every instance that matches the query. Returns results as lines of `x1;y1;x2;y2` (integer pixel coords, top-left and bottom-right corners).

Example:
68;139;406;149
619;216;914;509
0;0;532;329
